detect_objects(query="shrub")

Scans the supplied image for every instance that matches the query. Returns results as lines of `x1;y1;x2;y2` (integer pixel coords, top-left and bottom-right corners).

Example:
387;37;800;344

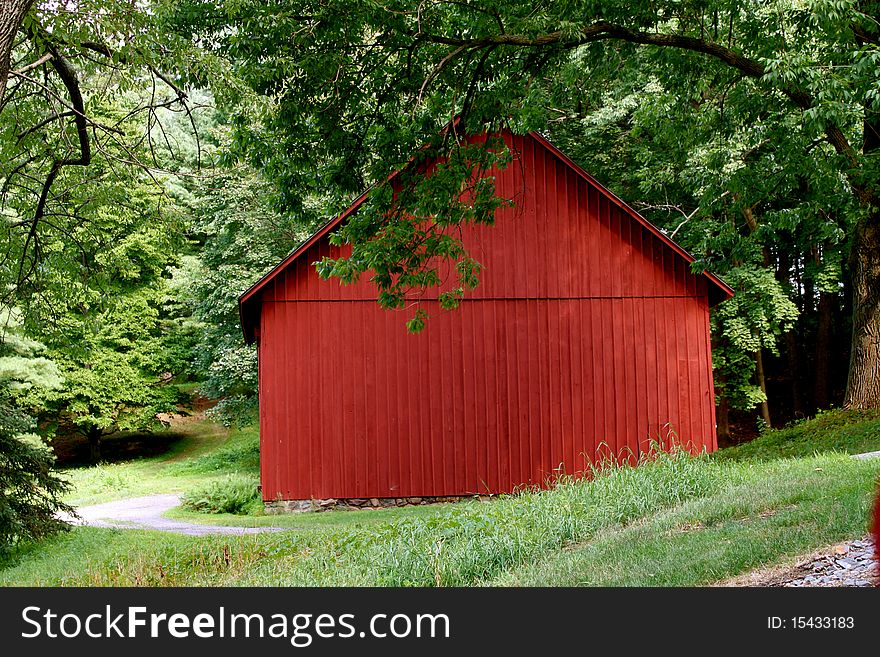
181;475;261;514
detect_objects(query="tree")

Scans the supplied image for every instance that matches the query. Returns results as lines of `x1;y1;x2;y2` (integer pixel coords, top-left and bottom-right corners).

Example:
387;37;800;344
26;184;191;462
173;0;880;409
1;3;217;461
170;161;307;424
539;53;854;426
0;309;72;553
1;0;208;297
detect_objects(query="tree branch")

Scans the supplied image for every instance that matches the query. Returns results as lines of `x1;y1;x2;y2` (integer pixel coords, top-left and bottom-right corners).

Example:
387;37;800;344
10;51;52;76
417;20;860;165
16;37;92;287
16;110;74;142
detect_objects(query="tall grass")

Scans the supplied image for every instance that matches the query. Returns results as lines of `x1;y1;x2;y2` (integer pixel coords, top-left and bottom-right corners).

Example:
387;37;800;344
495;453;880;586
240;447;727;586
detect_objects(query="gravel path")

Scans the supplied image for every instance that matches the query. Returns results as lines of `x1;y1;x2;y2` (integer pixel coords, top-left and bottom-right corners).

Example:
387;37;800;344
60;494;288;536
775;538;877;587
719;538;877;587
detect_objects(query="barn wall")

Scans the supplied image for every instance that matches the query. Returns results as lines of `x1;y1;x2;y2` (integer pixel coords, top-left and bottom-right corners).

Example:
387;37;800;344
256;132;719;502
258;294;715;501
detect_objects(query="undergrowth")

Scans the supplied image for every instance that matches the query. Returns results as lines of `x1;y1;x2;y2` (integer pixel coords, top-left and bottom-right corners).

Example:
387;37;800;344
181;475;262;515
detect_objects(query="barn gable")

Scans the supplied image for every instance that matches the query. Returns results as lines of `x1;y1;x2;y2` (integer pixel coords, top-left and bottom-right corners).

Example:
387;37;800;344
240;131;732;343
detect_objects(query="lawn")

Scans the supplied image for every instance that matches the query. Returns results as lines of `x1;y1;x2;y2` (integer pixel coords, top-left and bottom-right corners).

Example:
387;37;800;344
713;408;880;462
59;419;248;507
1;409;878;586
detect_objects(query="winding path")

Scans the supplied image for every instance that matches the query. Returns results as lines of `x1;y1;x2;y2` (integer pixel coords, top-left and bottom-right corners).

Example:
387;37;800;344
60;494;288;536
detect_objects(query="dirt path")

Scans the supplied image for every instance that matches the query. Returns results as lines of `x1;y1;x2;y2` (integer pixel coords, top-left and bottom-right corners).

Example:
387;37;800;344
60;494;288;536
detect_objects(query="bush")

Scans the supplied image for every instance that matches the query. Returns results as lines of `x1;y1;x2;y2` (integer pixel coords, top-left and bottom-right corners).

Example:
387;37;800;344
181;475;261;514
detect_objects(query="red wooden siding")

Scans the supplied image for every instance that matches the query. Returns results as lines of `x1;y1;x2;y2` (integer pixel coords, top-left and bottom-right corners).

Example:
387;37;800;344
252;134;717;306
259;296;715;500
247;131;730;502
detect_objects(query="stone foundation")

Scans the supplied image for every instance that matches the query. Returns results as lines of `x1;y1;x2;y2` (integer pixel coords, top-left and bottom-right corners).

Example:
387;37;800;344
264;494;494;513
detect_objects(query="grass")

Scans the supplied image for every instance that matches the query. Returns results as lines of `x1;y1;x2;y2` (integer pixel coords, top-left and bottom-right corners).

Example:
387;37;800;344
1;408;878;586
1;447;729;585
59;421;257;506
493;454;878;586
714;408;880;462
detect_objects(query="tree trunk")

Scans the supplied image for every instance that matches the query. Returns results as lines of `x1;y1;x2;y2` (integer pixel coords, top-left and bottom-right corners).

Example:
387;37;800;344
0;0;35;103
844;213;880;408
783;329;804;418
776;249;805;418
844;95;880;409
756;348;772;428
87;427;102;463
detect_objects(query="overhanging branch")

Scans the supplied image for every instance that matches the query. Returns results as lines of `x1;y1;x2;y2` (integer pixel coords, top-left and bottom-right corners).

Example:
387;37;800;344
417;20;860;166
16;39;91;287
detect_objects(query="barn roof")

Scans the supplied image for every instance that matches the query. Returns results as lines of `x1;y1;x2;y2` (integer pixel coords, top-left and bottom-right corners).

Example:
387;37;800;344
240;131;733;343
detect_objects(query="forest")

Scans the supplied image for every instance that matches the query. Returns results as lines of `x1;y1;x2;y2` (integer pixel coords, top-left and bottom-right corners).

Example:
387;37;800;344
1;1;879;549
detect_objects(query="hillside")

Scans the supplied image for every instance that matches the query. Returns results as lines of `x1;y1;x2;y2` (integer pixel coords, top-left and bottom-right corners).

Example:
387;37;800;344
1;410;878;586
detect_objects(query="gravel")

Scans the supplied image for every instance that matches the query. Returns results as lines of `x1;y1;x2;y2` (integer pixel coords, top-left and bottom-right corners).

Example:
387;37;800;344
774;538;877;588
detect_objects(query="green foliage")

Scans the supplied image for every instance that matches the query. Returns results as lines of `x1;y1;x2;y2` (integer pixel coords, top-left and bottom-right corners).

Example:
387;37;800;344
312;137;512;325
0;21;208;451
181;474;261;514
0;310;62;399
168;155;307;422
26;203;191;449
152;0;879;415
710;266;800;409
2;0;215;288
0;318;71;554
3;0;878;486
539;34;852;412
0;413;73;554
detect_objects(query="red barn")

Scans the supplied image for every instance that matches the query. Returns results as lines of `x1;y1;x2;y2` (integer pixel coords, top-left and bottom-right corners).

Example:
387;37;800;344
240;131;733;510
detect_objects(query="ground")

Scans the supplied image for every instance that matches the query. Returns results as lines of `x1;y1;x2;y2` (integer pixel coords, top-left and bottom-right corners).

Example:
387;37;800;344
59;494;285;536
719;537;876;587
1;408;878;586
